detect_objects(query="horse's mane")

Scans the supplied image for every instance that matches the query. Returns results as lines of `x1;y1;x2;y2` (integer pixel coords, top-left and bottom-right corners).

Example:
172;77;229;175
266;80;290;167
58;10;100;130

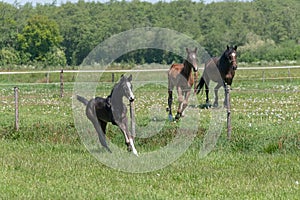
181;59;193;77
107;78;122;99
219;48;232;66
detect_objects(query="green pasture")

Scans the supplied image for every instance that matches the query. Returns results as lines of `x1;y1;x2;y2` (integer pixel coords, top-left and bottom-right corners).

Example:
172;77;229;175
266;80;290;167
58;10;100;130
0;67;300;199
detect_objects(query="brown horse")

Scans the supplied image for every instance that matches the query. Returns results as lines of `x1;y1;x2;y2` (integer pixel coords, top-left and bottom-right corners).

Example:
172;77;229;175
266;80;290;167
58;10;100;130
167;48;198;121
196;45;237;107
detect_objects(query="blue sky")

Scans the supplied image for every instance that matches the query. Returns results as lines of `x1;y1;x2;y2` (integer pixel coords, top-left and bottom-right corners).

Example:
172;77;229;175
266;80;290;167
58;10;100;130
1;0;246;6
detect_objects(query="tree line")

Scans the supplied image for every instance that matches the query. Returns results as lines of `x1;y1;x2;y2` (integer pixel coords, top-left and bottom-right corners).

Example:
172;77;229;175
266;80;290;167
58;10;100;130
0;0;299;69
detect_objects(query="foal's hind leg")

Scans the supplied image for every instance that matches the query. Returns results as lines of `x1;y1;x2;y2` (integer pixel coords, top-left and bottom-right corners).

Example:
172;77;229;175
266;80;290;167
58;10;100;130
86;100;111;153
99;120;107;135
167;89;174;121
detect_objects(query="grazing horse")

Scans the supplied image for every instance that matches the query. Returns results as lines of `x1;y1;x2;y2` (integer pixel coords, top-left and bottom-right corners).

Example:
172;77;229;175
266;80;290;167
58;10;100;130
196;45;238;107
76;74;138;156
167;48;198;121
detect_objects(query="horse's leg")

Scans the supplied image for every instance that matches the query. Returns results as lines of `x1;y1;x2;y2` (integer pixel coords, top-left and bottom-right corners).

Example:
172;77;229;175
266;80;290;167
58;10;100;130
181;90;191;116
117;118;138;156
196;76;205;94
175;86;184;120
168;89;173;121
98;120;110;149
86;100;111;153
167;78;174;121
99;120;107;134
205;82;209;105
213;82;223;107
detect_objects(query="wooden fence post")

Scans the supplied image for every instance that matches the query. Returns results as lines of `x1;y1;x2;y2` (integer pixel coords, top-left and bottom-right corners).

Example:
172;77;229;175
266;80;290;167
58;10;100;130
226;85;231;140
46;72;49;83
60;69;64;97
14;87;19;131
112;73;115;83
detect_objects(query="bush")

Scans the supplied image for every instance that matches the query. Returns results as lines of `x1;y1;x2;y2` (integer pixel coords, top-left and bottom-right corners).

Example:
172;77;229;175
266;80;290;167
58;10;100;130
43;47;67;67
0;47;20;66
239;39;300;64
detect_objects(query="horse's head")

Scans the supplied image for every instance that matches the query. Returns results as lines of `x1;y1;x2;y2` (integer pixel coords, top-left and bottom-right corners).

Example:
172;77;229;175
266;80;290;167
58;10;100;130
120;74;135;102
225;45;238;70
186;48;198;72
222;45;238;85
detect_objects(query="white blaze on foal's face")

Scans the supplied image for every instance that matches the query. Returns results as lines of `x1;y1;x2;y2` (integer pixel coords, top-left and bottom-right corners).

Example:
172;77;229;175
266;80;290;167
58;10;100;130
126;81;134;100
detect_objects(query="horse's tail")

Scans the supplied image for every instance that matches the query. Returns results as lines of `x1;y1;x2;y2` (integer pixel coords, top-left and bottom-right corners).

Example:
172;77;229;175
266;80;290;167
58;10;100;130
196;76;205;94
76;95;89;105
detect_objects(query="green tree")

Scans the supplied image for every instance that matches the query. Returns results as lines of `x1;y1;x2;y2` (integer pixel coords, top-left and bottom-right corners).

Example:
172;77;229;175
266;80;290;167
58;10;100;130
17;15;63;64
0;2;18;49
1;0;300;67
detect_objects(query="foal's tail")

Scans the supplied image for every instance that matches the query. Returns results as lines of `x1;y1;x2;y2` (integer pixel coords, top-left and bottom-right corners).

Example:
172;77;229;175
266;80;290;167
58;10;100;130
196;76;205;94
76;95;89;105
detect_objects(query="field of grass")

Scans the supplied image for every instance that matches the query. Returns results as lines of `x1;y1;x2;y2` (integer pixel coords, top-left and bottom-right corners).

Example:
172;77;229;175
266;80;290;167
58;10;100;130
0;67;300;199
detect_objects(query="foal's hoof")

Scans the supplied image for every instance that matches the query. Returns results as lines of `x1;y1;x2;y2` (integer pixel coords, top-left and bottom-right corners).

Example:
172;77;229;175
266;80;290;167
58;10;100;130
132;149;139;157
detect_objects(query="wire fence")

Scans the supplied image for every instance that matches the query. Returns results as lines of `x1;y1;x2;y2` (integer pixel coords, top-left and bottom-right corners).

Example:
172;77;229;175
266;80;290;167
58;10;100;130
1;66;299;131
1;65;300;80
0;66;299;95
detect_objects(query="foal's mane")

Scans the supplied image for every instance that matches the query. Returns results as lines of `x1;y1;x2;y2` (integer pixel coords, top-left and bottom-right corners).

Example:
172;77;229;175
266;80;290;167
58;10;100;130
181;57;195;78
107;77;123;99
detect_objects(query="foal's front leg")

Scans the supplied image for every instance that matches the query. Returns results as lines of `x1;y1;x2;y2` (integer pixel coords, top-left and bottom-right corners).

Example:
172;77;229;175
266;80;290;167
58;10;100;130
118;118;138;156
167;90;173;121
181;90;191;115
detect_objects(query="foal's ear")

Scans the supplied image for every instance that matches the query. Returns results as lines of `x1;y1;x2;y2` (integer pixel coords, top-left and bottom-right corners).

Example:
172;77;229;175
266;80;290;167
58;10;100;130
186;48;189;53
128;74;132;82
227;45;230;50
194;47;198;52
234;45;238;50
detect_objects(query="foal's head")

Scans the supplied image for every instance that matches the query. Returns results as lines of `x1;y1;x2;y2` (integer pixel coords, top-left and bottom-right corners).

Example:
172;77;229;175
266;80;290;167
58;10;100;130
118;74;134;102
225;45;238;70
186;48;198;72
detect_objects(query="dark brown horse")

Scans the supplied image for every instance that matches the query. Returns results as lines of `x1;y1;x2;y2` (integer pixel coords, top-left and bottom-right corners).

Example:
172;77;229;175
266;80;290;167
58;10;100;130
167;48;198;121
76;74;138;156
196;45;237;107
